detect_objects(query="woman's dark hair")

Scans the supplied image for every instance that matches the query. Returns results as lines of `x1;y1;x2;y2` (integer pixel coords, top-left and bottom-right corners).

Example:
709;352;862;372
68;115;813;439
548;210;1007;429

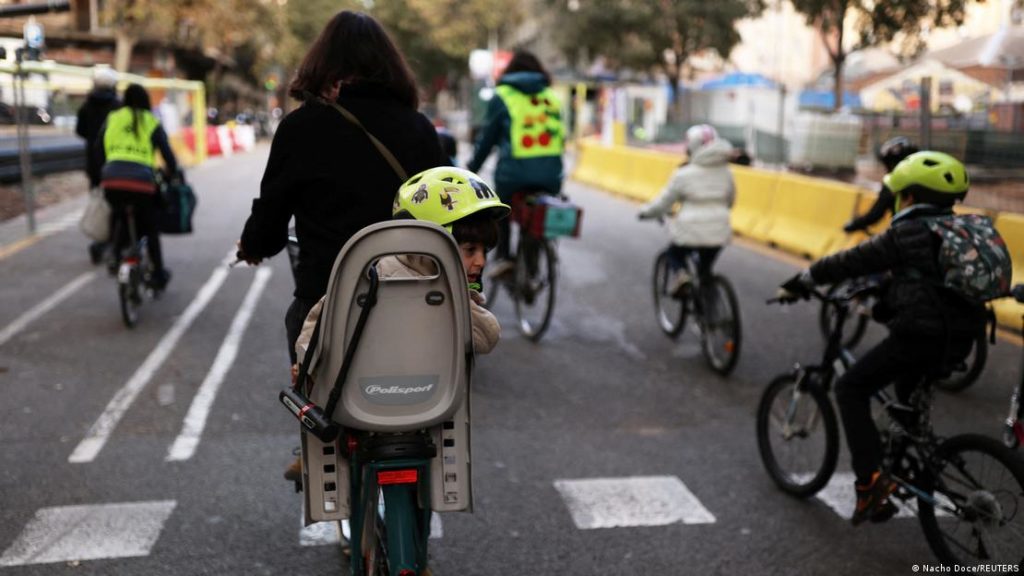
122;83;152;137
452;212;500;250
289;10;419;108
502;50;551;85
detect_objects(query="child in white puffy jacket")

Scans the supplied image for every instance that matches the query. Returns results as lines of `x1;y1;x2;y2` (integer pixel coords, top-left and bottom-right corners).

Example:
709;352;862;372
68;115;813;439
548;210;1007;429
638;124;735;293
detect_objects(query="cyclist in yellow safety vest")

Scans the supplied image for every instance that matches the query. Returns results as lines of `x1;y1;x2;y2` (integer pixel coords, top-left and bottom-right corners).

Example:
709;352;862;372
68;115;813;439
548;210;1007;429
467;51;564;275
97;83;178;290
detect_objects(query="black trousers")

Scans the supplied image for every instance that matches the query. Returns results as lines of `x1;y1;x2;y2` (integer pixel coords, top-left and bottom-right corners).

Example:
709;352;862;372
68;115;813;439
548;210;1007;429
835;331;975;484
285;297;318;366
666;245;721;280
105;188;164;273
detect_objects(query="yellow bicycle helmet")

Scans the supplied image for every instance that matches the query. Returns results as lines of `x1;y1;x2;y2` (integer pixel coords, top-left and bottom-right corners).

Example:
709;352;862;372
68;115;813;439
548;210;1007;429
883;151;969;212
394;167;510;231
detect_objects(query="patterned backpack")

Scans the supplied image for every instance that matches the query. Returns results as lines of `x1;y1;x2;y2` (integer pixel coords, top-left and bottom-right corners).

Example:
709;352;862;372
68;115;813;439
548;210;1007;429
922;213;1012;302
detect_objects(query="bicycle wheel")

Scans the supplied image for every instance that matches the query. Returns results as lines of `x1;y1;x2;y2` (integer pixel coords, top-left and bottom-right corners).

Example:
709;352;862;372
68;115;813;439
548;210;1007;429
818;283;870;349
652;250;686;338
362;489;389;576
934;329;988;393
756;373;840;497
699;276;741;375
918;434;1024;567
118;268;140;328
513;235;557;341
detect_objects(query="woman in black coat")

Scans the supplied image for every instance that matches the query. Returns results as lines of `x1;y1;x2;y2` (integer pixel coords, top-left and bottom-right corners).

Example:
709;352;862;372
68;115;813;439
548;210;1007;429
237;11;444;366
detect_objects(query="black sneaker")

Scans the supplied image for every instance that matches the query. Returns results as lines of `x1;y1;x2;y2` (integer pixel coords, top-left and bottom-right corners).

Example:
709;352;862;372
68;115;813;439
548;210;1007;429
88;242;107;265
151;269;172;291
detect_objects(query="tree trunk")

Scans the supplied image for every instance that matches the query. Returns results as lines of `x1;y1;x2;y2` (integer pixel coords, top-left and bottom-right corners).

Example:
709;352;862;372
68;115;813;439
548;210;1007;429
667;73;683;124
832;57;844;112
114;30;136;73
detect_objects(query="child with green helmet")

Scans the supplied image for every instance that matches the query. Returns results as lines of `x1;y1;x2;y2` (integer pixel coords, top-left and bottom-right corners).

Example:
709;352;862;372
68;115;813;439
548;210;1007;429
283;167;510;482
778;151;1009;526
294;166;510;363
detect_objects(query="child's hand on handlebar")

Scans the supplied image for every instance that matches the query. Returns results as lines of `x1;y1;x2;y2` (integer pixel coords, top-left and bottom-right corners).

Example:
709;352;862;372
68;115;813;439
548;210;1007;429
775;270;816;302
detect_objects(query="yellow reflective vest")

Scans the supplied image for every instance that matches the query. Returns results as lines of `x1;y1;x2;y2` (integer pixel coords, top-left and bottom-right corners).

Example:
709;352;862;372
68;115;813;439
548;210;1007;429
103;107;159;167
495;85;563;159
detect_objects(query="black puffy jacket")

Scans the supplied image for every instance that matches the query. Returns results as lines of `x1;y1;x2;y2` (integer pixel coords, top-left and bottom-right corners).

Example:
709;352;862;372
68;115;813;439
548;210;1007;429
810;204;987;336
240;83;445;301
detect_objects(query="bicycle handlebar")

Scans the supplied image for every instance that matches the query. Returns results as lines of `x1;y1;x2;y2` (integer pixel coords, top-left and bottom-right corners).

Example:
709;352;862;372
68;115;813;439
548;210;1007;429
1012;284;1024;304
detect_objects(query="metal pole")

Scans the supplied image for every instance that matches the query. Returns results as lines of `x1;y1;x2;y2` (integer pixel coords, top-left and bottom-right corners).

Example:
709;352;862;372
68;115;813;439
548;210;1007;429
15;55;36;234
919;76;932;150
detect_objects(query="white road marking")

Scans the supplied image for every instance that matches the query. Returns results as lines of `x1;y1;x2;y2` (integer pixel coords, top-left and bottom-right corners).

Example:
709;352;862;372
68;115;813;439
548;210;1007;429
300;519;343;547
0;500;176;567
299;513;443;546
69;253;235;463
0;271;97;348
166;267;272;461
554;476;716;529
813;471;947;520
37;210;84;235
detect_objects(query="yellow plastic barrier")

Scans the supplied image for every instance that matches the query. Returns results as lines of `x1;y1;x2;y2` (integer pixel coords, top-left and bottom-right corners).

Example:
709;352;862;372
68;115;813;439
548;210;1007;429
993;213;1024;329
730;165;779;242
619;148;678;202
573;139;612;188
767;174;860;260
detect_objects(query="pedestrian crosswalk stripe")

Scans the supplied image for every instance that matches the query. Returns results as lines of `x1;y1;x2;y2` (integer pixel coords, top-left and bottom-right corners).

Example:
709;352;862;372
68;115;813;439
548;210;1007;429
0;500;176;567
554;476;716;529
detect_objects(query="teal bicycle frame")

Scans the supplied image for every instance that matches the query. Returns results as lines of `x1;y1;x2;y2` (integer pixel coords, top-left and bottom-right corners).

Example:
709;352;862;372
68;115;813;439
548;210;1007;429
347;435;434;576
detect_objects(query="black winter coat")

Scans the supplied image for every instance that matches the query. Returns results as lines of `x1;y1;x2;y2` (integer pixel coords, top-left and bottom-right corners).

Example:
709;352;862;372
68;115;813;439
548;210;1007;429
809;204;987;336
76;88;120;187
240;83;445;301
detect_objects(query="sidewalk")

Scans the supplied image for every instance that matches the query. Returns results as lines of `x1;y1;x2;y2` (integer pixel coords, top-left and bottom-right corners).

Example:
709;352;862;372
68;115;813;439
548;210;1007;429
0;176;89;259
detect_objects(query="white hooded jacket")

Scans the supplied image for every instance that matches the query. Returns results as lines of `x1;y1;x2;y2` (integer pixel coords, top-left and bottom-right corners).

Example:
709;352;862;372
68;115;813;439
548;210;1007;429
639;138;735;246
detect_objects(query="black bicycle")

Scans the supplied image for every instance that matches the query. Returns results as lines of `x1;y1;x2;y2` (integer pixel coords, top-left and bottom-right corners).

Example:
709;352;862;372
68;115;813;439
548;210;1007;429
486;191;562;342
818;276;992;393
758;284;1024;566
651;246;741;375
113;205;161;328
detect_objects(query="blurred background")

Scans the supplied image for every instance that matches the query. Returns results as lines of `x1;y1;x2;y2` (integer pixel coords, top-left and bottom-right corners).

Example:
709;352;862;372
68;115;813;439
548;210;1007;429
0;0;1021;221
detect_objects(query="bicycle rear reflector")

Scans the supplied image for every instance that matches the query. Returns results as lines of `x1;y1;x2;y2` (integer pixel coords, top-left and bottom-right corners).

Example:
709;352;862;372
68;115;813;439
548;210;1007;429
378;469;418;485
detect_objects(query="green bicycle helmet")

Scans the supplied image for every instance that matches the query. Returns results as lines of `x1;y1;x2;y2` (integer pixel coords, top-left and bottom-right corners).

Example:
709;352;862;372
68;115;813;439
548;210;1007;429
394;167;510;231
883;151;969;212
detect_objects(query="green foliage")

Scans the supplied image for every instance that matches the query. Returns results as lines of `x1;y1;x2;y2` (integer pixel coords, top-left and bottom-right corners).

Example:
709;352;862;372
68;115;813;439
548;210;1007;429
546;0;765;80
790;0;978;110
791;0;975;60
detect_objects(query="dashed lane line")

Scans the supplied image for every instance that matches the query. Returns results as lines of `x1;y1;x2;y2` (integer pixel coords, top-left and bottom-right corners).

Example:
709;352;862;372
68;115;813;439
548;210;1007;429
69;252;235;464
166;267;273;461
0;270;98;348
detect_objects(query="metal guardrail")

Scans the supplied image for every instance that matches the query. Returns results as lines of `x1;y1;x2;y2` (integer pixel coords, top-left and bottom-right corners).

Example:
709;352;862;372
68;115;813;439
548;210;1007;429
0;142;83;183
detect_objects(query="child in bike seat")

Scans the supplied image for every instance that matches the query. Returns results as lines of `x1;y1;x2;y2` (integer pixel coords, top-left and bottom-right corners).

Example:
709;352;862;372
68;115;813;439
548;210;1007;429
778;152;996;526
637;124;735;295
284;167;510;481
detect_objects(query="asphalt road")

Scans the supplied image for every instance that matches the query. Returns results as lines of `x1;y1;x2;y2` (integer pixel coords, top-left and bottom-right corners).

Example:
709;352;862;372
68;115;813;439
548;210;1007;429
0;145;1020;575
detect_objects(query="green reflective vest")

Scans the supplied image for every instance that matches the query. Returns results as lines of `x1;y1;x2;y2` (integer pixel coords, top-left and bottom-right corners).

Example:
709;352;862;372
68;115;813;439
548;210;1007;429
496;85;563;159
103;107;159;167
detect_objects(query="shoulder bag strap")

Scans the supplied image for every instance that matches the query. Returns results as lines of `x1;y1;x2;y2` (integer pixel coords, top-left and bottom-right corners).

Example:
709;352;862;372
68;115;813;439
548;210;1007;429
319;97;409;181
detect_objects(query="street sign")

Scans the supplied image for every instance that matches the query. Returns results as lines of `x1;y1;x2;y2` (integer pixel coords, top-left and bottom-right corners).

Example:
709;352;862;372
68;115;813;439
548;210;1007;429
24;17;43;49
